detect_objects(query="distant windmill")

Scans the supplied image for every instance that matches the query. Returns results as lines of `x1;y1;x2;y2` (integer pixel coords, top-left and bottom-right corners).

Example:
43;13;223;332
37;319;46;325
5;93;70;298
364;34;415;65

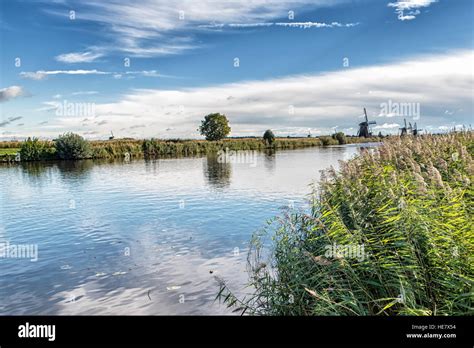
357;108;376;138
400;119;408;136
109;131;115;140
412;122;422;136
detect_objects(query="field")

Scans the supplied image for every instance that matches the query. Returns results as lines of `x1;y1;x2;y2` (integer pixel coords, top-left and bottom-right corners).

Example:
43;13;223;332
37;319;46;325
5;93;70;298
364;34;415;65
0;148;20;155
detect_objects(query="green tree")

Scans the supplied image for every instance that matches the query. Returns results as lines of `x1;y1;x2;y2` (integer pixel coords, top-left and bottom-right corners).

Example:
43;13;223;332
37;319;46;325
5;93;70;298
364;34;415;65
263;129;275;145
334;132;347;145
199;113;231;141
55;132;91;159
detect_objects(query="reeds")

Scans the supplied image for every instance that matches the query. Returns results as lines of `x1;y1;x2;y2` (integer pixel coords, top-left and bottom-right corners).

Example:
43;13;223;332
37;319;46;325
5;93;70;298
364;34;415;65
217;132;474;315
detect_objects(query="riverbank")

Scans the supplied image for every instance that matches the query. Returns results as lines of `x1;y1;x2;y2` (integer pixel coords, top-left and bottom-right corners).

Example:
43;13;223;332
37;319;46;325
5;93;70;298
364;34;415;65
0;136;381;163
218;131;474;315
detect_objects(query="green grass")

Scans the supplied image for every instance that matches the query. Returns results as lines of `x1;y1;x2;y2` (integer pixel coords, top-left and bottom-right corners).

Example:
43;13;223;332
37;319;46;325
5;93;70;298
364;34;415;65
217;132;474;316
0;148;20;155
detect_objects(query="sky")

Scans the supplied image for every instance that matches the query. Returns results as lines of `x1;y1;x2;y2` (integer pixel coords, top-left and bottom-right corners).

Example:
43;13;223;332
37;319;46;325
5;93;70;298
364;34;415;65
0;0;473;140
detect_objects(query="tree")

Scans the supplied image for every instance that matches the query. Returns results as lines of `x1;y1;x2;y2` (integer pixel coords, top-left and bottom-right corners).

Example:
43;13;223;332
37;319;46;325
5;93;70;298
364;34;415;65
55;132;91;159
334;132;347;145
199;113;231;141
263;129;275;145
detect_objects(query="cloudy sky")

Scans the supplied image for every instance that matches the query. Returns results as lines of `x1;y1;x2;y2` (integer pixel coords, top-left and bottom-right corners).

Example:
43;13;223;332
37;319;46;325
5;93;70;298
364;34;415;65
0;0;473;139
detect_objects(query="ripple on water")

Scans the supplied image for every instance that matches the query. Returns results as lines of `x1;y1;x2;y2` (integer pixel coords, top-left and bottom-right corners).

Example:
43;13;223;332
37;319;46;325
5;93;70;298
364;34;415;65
0;146;364;314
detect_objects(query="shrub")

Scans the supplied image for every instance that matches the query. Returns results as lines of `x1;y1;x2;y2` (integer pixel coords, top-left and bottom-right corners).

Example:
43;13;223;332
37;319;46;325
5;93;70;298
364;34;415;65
334;132;347;145
20;137;56;161
199;113;231;141
263;129;275;146
319;136;338;146
55;132;91;160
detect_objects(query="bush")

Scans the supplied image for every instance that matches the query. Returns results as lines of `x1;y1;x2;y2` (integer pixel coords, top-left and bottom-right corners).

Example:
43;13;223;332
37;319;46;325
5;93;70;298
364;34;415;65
334;132;347;145
20;137;56;161
55;132;91;160
218;132;474;315
319;136;338;146
199;113;231;141
263;129;275;145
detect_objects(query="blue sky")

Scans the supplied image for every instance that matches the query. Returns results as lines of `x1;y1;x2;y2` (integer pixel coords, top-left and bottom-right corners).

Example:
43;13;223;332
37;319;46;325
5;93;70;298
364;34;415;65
0;0;473;139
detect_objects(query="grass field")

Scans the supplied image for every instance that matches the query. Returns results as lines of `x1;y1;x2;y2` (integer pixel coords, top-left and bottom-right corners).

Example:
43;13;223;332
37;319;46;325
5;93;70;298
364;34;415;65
0;148;20;155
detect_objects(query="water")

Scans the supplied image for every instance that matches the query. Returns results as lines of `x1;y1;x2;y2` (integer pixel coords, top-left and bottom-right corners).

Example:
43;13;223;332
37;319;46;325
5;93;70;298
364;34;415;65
0;145;374;314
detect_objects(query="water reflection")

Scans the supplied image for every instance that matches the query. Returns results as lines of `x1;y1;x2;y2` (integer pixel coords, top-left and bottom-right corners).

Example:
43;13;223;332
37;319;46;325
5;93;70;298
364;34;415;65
263;149;276;173
56;160;94;179
0;145;375;315
20;161;51;176
204;154;232;189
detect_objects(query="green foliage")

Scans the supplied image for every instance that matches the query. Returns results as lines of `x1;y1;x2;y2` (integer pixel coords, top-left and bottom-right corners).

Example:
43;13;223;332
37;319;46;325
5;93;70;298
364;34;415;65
320;136;339;146
55;132;91;160
218;132;474;316
0;148;20;155
334;132;347;145
263;129;276;145
2;135;383;162
199;113;231;141
20;137;56;161
142;137;327;157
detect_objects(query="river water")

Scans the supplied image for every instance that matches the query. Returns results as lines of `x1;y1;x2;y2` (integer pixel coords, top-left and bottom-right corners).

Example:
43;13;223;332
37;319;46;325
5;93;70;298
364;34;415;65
0;144;375;314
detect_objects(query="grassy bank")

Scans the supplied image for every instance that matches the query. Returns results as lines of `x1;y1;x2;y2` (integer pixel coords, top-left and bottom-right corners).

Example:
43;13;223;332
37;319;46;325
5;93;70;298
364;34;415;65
0;136;380;162
217;132;473;315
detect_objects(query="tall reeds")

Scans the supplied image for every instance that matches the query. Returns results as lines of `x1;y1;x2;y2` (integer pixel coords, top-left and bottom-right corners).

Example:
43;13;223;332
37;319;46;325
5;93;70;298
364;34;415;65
217;132;474;315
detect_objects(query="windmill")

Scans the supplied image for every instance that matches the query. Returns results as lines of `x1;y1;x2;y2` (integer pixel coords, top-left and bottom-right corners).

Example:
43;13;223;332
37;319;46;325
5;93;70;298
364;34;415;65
109;131;115;140
408;121;413;134
357;108;376;138
412;122;422;136
400;119;409;136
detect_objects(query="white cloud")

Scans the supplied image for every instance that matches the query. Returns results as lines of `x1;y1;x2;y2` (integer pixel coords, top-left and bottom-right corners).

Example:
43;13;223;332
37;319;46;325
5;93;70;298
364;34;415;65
124;70;174;78
36;101;60;112
30;50;472;139
0;86;25;102
199;21;359;29
46;0;351;57
72;91;99;96
20;69;110;80
20;69;168;80
275;21;359;28
388;0;437;21
374;123;400;130
55;51;103;63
